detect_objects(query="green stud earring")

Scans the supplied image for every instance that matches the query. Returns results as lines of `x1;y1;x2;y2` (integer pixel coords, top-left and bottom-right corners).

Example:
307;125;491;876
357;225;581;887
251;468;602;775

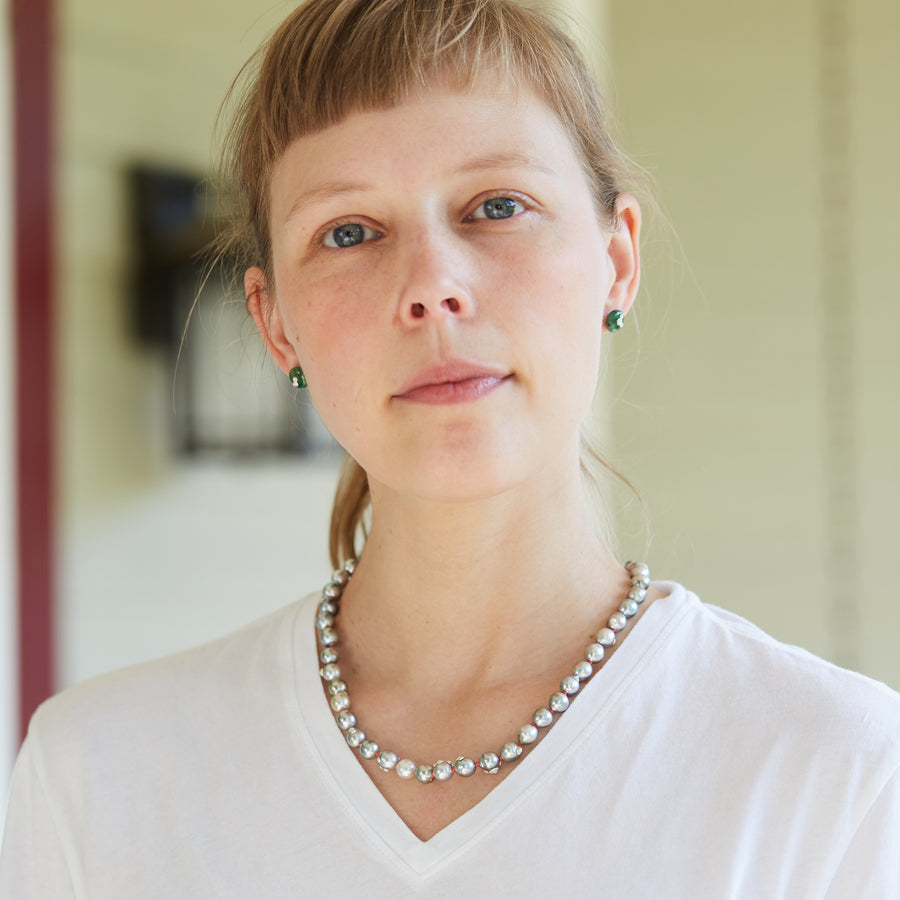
605;309;625;333
289;366;307;389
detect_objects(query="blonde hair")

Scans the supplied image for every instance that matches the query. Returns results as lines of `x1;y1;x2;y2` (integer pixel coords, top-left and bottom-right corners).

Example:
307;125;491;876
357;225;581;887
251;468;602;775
217;0;645;568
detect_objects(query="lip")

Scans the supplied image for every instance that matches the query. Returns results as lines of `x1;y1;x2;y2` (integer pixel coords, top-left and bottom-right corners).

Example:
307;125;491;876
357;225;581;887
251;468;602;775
393;361;511;405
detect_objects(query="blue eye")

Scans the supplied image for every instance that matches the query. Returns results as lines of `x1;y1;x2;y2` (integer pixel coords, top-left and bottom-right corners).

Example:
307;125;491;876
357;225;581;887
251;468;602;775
472;196;524;220
485;198;517;219
324;223;379;248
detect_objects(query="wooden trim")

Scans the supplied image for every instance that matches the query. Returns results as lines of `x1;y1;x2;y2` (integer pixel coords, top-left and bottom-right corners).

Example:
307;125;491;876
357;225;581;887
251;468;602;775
13;0;56;738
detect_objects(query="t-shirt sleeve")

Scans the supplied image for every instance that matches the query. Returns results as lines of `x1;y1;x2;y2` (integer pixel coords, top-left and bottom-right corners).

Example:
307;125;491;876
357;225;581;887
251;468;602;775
0;736;78;899
825;762;900;899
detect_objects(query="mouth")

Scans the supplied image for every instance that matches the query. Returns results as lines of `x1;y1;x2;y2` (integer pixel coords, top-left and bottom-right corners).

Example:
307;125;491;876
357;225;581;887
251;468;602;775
393;362;512;406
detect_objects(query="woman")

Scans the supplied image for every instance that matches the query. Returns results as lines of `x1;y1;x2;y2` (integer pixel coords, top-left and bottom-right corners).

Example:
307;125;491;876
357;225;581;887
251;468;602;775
2;0;898;896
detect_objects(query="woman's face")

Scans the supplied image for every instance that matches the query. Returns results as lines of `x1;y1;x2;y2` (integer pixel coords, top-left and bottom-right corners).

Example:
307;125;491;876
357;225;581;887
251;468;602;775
249;76;640;504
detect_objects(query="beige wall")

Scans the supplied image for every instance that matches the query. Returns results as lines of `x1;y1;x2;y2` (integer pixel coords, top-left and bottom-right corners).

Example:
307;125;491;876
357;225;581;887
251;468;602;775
853;0;900;687
608;0;899;686
59;0;297;514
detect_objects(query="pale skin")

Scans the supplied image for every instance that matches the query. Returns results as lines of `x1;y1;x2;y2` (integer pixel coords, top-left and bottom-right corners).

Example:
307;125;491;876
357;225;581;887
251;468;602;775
248;73;660;841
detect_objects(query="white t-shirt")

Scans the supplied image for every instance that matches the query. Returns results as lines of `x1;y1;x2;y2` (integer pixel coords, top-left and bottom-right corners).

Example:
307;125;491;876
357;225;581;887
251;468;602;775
2;583;899;899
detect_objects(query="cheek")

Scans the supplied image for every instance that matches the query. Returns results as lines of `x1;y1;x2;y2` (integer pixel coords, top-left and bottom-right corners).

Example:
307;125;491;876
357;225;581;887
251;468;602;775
275;267;378;362
488;233;606;338
508;246;607;411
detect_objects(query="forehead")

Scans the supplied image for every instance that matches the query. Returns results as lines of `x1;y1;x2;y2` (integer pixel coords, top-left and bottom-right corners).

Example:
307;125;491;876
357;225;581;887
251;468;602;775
268;76;586;220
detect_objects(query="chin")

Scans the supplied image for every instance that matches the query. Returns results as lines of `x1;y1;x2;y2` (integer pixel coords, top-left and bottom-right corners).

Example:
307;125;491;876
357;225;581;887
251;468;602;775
370;449;532;506
414;471;523;505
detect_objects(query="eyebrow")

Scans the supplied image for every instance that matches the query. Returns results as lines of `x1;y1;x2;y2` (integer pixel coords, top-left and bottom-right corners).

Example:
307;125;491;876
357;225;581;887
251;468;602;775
282;152;557;224
283;181;373;225
453;151;558;178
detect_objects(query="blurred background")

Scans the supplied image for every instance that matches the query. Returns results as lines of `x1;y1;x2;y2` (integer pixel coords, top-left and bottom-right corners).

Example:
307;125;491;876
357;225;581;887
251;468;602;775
2;0;897;798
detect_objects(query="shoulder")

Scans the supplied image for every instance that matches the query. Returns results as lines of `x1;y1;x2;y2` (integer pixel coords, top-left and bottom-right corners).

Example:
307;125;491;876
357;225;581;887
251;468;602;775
693;588;898;713
26;593;318;770
659;582;900;773
619;584;900;894
3;593;324;895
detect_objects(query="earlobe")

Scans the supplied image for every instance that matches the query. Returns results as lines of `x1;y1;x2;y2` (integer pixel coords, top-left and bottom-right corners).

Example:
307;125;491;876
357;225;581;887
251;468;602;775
245;267;297;375
605;193;641;316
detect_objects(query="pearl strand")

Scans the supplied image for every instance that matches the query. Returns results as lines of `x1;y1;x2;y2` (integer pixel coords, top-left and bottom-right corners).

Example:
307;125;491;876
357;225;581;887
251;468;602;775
317;560;651;783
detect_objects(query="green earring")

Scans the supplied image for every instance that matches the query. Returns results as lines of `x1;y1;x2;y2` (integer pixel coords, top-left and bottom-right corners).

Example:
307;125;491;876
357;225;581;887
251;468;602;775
605;309;625;333
289;366;307;389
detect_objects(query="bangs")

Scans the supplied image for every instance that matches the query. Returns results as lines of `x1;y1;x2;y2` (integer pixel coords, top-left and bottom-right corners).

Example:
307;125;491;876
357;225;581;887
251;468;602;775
239;0;592;174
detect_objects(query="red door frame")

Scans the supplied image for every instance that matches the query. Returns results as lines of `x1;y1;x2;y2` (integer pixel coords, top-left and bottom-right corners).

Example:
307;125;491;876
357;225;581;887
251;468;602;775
12;0;56;738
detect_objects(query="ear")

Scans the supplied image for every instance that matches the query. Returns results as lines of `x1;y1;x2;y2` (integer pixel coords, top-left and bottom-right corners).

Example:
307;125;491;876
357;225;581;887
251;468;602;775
245;267;298;375
605;193;641;316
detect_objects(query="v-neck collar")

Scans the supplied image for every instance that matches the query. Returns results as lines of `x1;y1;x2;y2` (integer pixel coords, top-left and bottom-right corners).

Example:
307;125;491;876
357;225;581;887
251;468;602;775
289;582;689;877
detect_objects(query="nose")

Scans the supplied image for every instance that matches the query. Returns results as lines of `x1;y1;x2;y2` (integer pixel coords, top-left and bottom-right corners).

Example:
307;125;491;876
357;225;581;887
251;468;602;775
408;296;462;318
395;231;475;327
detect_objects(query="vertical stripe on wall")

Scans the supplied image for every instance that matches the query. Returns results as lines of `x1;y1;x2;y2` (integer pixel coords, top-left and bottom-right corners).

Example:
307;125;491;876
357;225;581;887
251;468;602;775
818;0;859;670
13;0;55;737
1;0;18;787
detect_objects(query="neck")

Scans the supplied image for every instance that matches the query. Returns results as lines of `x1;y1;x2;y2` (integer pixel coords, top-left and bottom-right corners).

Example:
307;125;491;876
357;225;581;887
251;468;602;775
335;466;629;692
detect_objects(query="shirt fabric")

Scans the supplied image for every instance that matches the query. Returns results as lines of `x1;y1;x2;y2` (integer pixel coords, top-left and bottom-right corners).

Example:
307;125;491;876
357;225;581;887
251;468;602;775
2;583;899;899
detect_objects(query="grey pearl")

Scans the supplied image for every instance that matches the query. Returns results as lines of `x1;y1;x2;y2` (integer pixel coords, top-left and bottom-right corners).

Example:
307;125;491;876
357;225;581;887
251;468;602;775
378;751;399;771
619;599;639;618
433;761;454;781
500;742;523;762
627;586;647;604
332;569;349;586
596;627;616;646
573;660;593;681
330;691;350;712
479;752;501;774
319;627;338;647
319;663;341;682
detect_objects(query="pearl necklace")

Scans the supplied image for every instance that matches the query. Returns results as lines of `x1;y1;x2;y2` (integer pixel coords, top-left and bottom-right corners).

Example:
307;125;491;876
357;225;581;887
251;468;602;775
317;559;651;783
